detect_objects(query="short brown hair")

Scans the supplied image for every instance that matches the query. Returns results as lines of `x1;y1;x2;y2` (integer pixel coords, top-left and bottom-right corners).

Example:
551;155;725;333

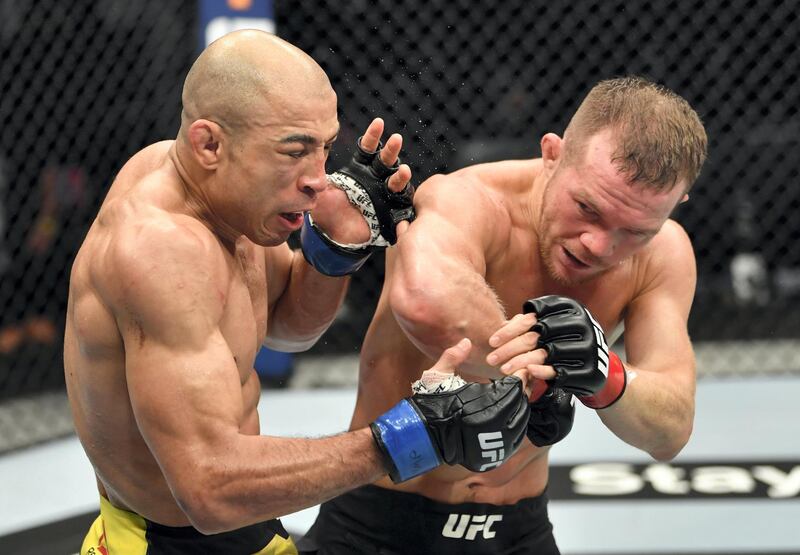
562;76;707;192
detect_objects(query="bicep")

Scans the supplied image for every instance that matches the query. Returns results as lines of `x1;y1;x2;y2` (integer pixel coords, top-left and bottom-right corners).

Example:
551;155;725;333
390;180;492;299
110;225;242;487
124;326;243;479
623;229;697;382
392;211;486;288
386;182;503;356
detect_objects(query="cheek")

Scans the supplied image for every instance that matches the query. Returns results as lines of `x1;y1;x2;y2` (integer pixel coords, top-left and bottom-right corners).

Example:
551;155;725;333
544;209;577;241
269;164;302;191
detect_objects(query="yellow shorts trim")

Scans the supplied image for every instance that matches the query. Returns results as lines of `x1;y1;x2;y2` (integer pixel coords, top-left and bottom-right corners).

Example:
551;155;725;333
80;496;297;555
253;533;299;555
81;496;147;555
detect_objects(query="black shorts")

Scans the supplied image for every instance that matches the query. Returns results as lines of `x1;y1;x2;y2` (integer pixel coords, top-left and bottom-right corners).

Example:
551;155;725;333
298;485;559;555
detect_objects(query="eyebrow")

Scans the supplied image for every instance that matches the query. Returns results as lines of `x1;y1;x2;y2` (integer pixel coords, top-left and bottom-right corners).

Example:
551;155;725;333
278;128;340;146
576;193;656;235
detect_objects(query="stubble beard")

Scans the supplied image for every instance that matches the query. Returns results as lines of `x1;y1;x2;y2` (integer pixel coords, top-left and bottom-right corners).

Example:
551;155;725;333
539;223;602;287
538;209;574;286
539;233;575;286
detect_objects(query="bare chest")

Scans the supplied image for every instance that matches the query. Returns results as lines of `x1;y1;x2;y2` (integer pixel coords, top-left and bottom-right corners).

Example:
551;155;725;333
218;242;268;377
485;243;633;334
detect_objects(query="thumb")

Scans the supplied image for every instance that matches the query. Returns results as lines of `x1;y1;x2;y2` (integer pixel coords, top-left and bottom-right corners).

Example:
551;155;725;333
431;338;471;373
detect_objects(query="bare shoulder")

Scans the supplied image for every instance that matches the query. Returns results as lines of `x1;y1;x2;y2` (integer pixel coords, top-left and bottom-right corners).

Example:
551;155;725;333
102;141;175;204
416;159;539;224
118;141;174;179
635;218;697;293
649;219;695;264
415;171;491;210
111;210;223;273
466;158;541;190
98;207;230;332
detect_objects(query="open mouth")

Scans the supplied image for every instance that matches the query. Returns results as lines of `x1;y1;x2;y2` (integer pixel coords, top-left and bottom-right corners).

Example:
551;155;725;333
563;247;590;269
280;212;303;225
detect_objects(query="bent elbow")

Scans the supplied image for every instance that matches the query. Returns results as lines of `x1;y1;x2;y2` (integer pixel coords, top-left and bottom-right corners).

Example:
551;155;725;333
648;424;693;462
175;490;223;535
174;482;237;535
649;447;681;462
389;276;445;333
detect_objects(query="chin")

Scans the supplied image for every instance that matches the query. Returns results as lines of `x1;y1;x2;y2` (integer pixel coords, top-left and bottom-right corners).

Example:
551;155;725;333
540;243;570;285
263;235;290;248
249;228;287;248
542;248;596;286
545;264;579;286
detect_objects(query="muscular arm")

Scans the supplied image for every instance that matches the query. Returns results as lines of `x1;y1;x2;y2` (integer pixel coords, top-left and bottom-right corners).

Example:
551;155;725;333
262;241;349;352
597;222;697;460
262;118;412;352
388;174;508;377
112;222;384;533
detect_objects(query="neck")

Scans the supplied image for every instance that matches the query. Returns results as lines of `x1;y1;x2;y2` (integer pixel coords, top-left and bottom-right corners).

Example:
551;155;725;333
169;141;240;251
527;161;548;245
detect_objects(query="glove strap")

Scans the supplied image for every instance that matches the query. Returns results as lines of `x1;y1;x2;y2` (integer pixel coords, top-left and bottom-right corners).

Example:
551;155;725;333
369;399;441;483
581;351;627;409
299;212;371;276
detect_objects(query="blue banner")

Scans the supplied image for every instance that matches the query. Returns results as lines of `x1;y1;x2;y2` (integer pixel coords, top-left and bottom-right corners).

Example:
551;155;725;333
199;0;275;51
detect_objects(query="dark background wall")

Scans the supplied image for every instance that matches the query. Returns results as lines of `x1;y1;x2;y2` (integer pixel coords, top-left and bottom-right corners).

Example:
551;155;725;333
0;0;797;399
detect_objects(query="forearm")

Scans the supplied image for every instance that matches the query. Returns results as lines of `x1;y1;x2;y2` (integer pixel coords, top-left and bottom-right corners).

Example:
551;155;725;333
596;364;695;460
265;250;349;351
185;428;385;533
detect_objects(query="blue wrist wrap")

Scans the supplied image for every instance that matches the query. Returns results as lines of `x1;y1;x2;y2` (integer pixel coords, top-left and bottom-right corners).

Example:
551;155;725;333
372;399;441;482
299;212;371;276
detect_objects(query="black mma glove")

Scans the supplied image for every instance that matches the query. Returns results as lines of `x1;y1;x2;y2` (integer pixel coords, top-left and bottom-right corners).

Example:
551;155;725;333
524;295;627;409
370;376;530;483
527;387;575;446
300;136;415;276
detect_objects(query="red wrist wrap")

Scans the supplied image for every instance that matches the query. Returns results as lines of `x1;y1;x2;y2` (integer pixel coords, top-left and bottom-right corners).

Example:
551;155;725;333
581;351;627;409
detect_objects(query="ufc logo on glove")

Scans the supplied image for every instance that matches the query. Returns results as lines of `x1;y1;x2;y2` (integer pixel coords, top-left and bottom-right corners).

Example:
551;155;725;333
587;309;610;377
524;295;627;409
478;431;505;471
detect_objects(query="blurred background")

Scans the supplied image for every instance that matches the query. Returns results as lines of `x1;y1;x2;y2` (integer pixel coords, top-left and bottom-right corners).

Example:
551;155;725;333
0;0;798;553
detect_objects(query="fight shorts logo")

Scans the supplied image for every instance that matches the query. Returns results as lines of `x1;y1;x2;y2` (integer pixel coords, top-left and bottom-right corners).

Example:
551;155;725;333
442;513;503;540
477;431;505;471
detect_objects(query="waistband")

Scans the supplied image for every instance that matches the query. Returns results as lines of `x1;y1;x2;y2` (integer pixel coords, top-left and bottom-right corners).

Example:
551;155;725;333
354;484;550;516
97;495;289;554
309;485;555;554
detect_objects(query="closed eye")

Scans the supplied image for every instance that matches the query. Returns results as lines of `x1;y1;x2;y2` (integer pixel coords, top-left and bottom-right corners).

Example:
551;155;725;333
577;201;597;217
285;143;334;159
628;229;652;239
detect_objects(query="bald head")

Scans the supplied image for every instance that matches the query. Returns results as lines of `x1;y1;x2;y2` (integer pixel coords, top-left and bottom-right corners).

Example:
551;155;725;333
179;30;333;139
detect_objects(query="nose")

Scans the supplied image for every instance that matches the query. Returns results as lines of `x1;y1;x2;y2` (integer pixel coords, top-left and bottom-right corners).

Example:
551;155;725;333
299;152;329;198
580;228;617;259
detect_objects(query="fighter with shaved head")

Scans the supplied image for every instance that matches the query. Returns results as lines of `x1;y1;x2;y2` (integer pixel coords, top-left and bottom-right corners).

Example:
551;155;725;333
66;30;532;554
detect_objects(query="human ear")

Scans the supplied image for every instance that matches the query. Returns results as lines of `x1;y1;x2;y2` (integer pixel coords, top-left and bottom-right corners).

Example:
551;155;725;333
540;133;563;171
187;119;224;170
